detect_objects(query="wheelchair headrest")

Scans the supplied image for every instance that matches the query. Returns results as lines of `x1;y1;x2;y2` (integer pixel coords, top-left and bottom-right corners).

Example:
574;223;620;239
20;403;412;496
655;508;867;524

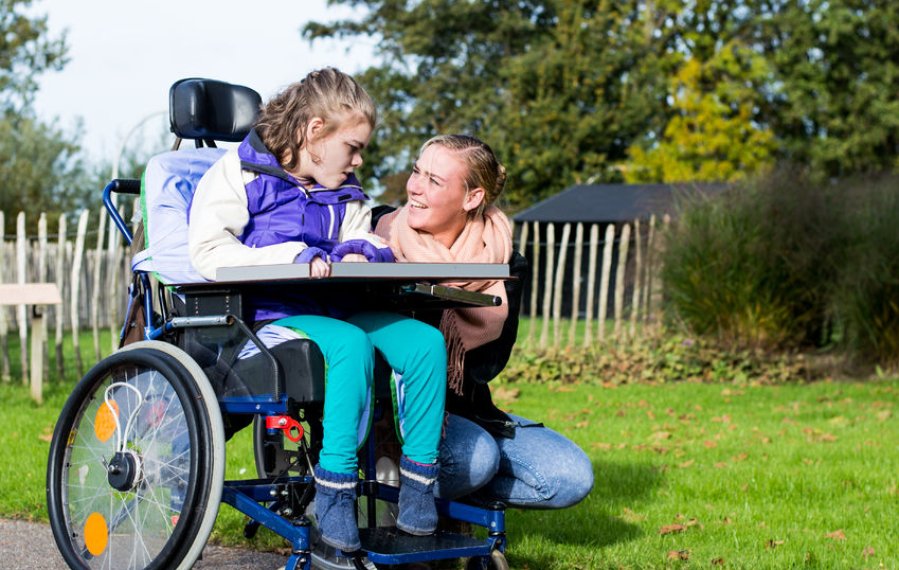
169;78;262;142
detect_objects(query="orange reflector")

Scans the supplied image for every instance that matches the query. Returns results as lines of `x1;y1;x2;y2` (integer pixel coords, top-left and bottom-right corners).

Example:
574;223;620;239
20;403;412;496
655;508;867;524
94;401;120;443
84;512;108;556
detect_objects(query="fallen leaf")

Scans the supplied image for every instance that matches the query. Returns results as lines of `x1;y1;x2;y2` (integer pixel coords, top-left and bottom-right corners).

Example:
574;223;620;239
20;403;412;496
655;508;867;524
731;453;749;463
591;442;613;450
714;462;728;469
825;529;846;541
876;410;892;421
722;517;733;525
712;414;731;423
862;546;875;559
678;459;695;469
704;440;718;449
659;524;686;535
667;550;690;561
492;387;520;402
766;539;785;549
38;433;53;443
711;557;725;565
651;431;672;441
646;410;656;420
575;420;590;429
620;508;645;523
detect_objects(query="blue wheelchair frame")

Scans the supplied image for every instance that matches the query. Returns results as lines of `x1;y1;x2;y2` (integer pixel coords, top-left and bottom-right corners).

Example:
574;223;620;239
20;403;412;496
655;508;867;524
100;165;507;569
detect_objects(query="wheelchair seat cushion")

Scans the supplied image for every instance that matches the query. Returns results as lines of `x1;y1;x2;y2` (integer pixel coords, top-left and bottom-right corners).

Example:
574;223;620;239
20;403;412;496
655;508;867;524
131;147;225;284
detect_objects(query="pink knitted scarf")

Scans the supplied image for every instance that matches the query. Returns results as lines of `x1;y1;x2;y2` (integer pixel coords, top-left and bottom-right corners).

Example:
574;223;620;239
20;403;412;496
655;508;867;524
375;205;513;393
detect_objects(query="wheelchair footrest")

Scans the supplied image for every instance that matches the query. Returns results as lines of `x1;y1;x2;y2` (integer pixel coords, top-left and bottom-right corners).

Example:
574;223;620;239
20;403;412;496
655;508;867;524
360;528;491;563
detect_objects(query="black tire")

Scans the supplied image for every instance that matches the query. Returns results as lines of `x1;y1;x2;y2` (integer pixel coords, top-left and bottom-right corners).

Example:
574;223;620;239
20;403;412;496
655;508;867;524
47;343;224;569
465;550;510;570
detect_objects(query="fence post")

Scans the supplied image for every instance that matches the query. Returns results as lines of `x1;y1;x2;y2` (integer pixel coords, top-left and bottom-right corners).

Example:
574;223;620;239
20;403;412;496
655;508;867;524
0;210;9;382
629;218;643;338
70;210;90;377
552;223;571;348
91;210;108;360
527;222;540;348
16;212;28;383
614;223;631;340
583;224;599;348
568;223;584;348
38;213;50;380
643;214;657;324
650;214;670;327
539;223;555;349
54;215;67;380
598;224;615;342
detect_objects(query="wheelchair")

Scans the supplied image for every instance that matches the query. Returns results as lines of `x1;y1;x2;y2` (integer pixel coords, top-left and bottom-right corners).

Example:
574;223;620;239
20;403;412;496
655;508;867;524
45;78;510;570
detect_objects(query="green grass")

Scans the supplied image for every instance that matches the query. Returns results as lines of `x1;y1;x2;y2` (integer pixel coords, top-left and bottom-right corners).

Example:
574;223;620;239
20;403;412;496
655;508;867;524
2;336;897;568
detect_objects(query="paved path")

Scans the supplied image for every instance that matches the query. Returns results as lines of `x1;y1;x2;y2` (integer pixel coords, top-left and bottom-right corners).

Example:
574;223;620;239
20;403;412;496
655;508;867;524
0;519;288;569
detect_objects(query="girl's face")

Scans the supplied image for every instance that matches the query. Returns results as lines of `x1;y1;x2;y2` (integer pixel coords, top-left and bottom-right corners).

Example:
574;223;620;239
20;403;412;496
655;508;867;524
405;144;484;248
297;113;372;189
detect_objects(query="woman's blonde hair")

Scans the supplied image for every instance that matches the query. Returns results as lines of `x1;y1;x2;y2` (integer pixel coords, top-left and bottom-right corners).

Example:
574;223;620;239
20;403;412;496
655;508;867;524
255;67;377;171
419;134;507;217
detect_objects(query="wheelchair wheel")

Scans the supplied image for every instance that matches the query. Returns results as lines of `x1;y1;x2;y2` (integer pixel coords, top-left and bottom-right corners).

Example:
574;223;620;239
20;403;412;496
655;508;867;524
47;341;225;569
465;550;510;570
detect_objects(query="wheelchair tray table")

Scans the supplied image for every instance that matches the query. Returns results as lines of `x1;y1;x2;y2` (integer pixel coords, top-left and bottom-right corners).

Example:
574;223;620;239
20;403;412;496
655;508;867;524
174;262;511;312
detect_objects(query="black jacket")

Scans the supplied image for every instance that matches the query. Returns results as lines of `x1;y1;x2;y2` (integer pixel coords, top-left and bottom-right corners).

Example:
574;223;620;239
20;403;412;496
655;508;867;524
372;206;528;437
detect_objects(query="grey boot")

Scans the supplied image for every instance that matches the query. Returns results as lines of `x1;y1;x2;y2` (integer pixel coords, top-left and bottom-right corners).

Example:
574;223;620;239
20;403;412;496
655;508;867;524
314;464;361;552
396;456;439;535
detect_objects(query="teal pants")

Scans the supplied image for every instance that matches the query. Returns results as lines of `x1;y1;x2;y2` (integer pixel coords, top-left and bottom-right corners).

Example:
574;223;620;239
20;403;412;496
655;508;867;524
273;312;446;474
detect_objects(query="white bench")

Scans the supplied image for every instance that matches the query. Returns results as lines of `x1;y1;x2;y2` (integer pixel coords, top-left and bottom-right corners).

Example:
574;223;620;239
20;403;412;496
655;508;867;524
0;283;62;403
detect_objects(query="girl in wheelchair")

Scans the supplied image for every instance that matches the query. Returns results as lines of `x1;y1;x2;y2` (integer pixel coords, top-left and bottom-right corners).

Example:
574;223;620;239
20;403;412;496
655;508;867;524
188;67;446;553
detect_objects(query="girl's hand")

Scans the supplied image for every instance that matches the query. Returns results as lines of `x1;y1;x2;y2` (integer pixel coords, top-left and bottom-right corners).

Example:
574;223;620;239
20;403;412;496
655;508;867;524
310;257;331;278
339;253;368;263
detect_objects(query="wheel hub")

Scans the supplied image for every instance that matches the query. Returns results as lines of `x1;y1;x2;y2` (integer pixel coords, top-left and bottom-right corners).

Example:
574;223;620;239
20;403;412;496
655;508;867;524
107;451;142;491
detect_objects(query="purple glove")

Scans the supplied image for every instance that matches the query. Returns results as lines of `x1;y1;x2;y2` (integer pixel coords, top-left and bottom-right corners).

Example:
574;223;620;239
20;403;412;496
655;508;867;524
295;247;330;263
331;239;395;263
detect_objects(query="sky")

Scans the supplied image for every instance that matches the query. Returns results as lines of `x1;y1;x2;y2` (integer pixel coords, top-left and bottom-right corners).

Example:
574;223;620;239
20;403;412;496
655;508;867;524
32;0;376;163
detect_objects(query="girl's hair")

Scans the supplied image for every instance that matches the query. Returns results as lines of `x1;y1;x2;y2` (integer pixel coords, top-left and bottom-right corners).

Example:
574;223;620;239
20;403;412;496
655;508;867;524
255;67;377;171
420;134;507;216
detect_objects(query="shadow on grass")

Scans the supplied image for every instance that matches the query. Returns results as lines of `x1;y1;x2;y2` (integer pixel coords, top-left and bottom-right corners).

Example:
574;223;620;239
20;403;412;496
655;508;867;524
510;459;663;565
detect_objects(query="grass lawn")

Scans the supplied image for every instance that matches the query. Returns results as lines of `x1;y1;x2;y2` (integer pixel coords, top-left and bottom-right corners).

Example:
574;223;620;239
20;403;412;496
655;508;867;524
1;336;895;569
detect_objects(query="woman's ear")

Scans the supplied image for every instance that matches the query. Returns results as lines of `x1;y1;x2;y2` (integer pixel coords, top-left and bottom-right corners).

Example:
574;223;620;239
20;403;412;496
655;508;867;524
462;186;486;213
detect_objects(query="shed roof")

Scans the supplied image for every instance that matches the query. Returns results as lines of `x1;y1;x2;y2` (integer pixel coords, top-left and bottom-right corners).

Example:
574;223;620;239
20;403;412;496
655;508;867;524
513;183;727;223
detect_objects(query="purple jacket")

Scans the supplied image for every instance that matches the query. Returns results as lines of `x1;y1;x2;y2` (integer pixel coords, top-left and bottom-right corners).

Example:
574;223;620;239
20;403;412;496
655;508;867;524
234;130;392;321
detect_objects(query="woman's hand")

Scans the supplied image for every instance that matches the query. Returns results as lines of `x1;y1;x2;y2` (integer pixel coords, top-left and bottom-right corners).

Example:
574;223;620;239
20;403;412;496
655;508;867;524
339;253;368;263
310;257;331;278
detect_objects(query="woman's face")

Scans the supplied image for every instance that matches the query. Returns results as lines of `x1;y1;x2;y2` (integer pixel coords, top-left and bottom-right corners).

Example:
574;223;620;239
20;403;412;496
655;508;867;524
405;144;484;248
297;114;372;189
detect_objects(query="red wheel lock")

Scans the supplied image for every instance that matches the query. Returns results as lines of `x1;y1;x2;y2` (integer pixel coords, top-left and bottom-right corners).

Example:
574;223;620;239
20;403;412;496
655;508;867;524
265;415;305;443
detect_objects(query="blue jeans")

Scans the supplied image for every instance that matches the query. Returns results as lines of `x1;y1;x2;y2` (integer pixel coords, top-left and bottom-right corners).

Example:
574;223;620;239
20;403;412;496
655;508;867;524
436;413;594;509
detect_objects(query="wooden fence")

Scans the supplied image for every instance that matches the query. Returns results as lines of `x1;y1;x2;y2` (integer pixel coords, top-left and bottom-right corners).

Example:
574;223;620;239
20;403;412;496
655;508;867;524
0;208;132;383
1;207;669;384
515;216;670;349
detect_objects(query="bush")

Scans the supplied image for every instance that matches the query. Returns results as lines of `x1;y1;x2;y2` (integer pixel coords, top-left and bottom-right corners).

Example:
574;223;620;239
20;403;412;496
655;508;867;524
661;167;899;370
500;330;816;385
661;166;844;350
831;175;899;367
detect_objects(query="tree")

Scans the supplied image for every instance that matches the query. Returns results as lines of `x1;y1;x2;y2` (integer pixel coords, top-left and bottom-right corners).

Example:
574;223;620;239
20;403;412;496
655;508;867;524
0;0;68;112
755;0;899;177
626;43;776;183
304;0;677;210
0;113;91;233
